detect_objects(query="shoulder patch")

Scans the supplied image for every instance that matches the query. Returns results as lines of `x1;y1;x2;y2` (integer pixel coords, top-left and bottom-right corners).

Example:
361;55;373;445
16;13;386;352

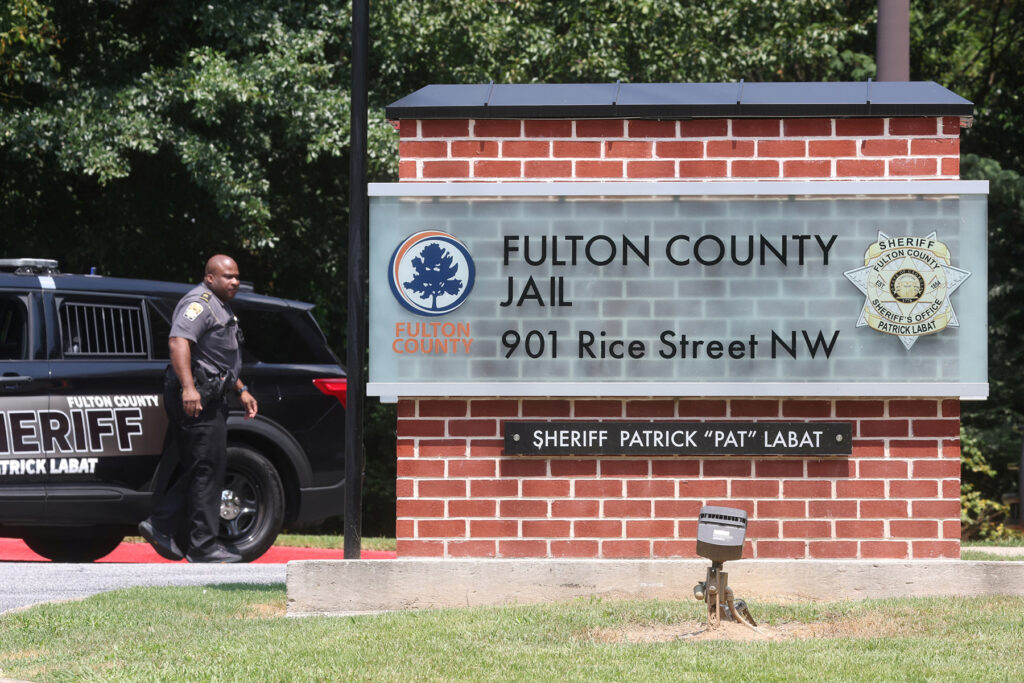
183;302;205;321
199;292;212;302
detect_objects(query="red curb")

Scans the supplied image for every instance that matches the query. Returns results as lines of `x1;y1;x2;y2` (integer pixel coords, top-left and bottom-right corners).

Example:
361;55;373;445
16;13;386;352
0;538;396;563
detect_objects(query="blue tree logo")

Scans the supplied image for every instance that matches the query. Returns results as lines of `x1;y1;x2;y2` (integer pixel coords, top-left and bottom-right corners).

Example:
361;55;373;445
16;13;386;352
404;242;464;311
388;231;475;316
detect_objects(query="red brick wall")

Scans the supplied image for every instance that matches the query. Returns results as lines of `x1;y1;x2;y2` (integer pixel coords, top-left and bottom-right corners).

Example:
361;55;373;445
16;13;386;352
396;398;961;559
398;117;961;181
392;114;963;560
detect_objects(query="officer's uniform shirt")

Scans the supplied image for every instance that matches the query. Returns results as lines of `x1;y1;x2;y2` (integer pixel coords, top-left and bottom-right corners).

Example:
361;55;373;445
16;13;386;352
169;283;242;383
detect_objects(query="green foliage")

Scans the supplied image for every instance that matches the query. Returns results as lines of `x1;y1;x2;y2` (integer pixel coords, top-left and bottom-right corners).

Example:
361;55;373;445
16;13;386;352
0;0;59;93
911;1;1024;173
959;487;1014;540
961;156;1024;416
958;154;1024;537
371;0;875;92
960;431;1015;540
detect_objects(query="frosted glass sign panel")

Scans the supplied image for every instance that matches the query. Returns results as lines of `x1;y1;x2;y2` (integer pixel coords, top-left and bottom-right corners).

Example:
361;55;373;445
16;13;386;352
367;182;988;398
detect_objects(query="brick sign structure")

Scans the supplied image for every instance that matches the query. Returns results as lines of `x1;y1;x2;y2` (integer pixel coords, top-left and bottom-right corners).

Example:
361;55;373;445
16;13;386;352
373;82;985;560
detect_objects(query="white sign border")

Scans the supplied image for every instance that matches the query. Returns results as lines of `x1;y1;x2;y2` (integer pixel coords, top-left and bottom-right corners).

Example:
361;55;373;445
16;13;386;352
369;180;989;197
369;383;989;402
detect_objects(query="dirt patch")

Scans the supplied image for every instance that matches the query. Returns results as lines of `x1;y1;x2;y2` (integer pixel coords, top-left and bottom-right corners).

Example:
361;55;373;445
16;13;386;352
0;648;49;663
590;613;916;643
592;620;806;643
235;602;286;619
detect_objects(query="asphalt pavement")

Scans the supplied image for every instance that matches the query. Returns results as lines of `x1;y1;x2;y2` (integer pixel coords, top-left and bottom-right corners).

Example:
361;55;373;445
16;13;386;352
0;562;285;614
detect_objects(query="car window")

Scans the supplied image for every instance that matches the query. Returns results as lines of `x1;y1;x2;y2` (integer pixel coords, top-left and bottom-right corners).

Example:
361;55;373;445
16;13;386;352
0;294;27;360
235;306;327;365
58;297;149;358
146;299;171;360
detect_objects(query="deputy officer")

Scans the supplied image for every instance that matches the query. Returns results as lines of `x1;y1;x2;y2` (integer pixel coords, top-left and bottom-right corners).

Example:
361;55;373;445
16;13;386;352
139;255;258;563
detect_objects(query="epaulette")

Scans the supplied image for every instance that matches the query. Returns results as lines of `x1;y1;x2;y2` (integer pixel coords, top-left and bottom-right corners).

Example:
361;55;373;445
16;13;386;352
199;292;212;302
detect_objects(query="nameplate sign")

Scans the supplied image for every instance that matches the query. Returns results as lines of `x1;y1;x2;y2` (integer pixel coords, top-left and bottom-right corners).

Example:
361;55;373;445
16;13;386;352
504;421;852;456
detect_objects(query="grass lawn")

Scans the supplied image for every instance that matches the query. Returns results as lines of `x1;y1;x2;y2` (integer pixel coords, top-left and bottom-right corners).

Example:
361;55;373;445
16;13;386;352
960;549;1024;561
121;534;397;551
962;538;1024;547
961;537;1024;560
1;588;1022;681
274;534;396;551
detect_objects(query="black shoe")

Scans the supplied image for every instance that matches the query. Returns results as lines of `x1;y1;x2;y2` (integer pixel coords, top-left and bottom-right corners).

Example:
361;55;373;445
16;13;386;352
186;544;243;564
138;520;184;561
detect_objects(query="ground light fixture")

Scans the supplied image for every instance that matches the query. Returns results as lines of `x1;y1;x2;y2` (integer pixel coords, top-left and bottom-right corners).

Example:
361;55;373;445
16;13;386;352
693;505;759;631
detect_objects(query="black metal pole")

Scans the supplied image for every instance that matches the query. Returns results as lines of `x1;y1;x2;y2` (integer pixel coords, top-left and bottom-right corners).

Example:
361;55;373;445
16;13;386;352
344;0;368;559
1018;433;1024;524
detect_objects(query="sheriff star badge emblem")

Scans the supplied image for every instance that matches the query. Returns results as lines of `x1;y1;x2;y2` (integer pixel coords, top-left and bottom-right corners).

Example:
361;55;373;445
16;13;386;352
844;232;971;350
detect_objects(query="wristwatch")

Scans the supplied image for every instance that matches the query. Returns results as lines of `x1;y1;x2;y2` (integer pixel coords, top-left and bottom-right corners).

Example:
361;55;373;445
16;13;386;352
237;384;249;395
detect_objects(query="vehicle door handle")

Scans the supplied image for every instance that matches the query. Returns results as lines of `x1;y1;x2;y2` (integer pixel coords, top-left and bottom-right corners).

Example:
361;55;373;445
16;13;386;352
1;375;34;384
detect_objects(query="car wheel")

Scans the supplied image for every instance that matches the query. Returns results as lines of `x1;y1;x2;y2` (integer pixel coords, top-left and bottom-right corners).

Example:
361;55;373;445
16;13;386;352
23;532;124;562
219;444;284;562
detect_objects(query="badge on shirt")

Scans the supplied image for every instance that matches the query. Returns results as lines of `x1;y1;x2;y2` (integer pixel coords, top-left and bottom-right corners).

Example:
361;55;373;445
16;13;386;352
183;302;205;321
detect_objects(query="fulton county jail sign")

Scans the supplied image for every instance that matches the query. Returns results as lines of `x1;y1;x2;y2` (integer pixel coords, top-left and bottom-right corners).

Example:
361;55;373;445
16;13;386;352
367;182;989;399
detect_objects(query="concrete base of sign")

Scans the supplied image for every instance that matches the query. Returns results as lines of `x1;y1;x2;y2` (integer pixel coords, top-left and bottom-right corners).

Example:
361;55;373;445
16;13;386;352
286;559;1024;616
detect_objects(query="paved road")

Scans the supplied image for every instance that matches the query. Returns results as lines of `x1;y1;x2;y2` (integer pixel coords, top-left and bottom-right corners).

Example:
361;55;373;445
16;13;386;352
0;562;286;614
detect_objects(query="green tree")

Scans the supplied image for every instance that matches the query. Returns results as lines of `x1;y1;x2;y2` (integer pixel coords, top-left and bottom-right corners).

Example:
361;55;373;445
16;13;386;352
911;0;1024;173
904;1;1024;536
0;0;59;95
959;154;1024;537
371;0;876;95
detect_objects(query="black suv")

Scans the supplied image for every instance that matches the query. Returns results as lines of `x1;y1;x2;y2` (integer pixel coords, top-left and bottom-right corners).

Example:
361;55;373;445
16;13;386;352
0;258;347;562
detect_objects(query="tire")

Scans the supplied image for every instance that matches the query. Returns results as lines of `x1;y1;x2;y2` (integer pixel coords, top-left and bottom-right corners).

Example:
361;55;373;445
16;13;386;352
219;445;285;562
23;532;124;563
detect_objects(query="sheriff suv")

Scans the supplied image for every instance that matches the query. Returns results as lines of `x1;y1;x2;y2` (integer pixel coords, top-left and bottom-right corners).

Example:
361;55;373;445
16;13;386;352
0;258;348;562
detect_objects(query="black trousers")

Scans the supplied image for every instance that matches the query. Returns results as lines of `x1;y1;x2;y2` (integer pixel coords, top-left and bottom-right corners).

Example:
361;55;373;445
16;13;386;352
150;371;228;554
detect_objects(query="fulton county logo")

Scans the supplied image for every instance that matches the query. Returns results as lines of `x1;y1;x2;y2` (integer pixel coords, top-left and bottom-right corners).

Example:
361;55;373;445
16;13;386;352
844;232;971;350
388;231;475;316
